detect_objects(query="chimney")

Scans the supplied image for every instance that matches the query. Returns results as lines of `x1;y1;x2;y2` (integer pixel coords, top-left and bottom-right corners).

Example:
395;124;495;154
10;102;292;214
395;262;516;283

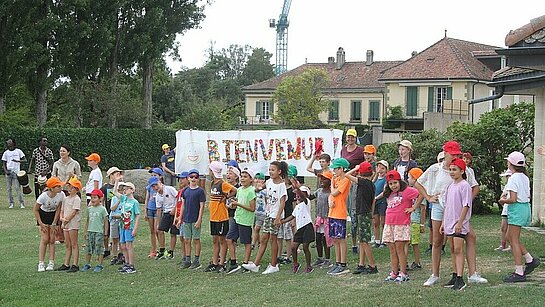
411;51;418;57
328;56;335;64
366;50;374;66
336;47;345;70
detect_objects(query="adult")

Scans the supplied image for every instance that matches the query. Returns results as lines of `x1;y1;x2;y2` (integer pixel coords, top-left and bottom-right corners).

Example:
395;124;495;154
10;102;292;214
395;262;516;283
161;144;176;187
2;138;26;208
415;140;487;287
51;145;82;186
392;140;417;182
28;137;54;199
340;128;364;254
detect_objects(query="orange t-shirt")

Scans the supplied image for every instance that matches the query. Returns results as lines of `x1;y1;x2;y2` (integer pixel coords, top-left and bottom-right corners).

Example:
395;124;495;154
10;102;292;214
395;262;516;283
328;176;351;219
209;180;234;222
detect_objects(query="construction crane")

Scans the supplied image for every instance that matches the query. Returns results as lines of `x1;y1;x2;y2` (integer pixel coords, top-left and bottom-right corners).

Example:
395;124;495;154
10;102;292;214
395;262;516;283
269;0;292;75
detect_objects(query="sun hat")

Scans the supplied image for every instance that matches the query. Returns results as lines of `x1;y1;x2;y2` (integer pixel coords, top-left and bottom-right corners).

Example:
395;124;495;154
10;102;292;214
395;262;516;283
505;151;525;166
85;153;101;163
120;182;136;190
149;167;164;176
398;140;413;150
330;158;349;170
90;189;104;198
346;129;357;137
363;145;376;154
228;166;241;178
106;166;122;177
358;161;373;174
209;161;223;179
377;160;389;169
385;170;401;182
443;140;462;155
46;177;64;189
450;158;467;171
162;144;170;150
408;167;424;180
241;168;255;179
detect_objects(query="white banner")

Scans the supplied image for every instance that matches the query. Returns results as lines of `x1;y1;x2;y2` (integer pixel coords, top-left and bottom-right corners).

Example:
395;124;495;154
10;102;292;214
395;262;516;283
175;129;343;176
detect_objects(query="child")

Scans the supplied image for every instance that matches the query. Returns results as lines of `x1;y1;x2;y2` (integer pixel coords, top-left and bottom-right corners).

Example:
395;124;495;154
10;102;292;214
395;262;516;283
179;169;206;269
34;177;65;272
344;161;378;275
114;181;140;274
499;151;540;282
227;168;257;274
174;171;189;265
100;166;123;259
205;161;237;272
495;169;513;252
363;145;377;173
310;172;332;267
145;167;163;258
326;158;352;276
277;165;297;265
407;167;426;271
382;170;419;282
109;181;125;265
58;177;82;272
442;158;472;291
306;152;331;189
242;161;288;274
225;165;241;271
251;173;267;250
373;160;389;248
284;181;315;273
81;189;108;272
84;153;103;206
150;176;179;259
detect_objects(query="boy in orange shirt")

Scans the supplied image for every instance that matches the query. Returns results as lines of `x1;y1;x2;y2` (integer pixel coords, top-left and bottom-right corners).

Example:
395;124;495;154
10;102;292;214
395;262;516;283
326;158;352;275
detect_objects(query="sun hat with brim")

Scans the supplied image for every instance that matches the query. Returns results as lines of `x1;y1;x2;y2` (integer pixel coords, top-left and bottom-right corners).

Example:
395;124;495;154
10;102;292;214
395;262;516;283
450;158;467;171
437;151;445;162
443;141;462;155
385;170;402;182
228;166;241;178
209;161;223;179
330;158;349;170
90;189;104;198
162;144;170;150
505;151;525;166
377;160;389;169
120;182;135;190
106;167;122;177
398;140;413;150
46;177;65;189
149;167;164;176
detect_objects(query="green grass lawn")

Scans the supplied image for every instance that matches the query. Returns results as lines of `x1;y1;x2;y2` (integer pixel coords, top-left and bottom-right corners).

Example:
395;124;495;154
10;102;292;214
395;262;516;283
0;175;544;306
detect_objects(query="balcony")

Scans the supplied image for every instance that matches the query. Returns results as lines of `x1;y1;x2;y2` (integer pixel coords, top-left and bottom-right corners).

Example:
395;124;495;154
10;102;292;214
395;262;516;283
238;115;277;125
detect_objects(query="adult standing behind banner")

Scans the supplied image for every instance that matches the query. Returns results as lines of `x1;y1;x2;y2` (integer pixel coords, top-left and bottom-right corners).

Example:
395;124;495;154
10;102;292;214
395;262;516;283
161;144;176;187
2;138;27;208
28;137;54;199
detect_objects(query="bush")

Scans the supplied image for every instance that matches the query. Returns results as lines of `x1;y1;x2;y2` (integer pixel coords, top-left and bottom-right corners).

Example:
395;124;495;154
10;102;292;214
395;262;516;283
0;125;176;171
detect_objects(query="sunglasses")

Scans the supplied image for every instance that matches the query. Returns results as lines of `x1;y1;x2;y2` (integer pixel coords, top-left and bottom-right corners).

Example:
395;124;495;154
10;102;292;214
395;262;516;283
189;175;199;179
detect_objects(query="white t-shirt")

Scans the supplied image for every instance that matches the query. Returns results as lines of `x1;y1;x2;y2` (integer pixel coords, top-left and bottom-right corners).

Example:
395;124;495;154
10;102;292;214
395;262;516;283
265;179;287;218
292;199;312;230
505;173;531;203
2;148;25;172
85;168;103;196
155;185;178;213
37;191;65;212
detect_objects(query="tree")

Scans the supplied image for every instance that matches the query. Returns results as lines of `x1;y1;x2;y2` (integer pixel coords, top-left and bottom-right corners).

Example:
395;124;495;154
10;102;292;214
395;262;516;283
240;47;275;86
273;68;331;128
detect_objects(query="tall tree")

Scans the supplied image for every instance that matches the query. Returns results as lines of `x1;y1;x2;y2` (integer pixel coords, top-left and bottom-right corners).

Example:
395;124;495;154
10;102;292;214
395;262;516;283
240;47;275;86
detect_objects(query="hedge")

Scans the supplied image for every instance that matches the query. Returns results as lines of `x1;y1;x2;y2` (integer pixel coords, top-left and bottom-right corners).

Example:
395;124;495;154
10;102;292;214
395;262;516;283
0;125;177;172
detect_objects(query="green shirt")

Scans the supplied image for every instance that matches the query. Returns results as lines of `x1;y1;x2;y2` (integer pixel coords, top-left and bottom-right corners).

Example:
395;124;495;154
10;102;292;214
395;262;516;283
87;205;108;233
234;186;257;227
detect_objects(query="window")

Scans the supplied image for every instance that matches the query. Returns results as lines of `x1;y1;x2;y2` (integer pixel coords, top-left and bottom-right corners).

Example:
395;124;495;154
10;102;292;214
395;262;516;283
262;101;270;119
328;100;339;121
406;87;418;116
428;86;452;112
368;100;380;122
255;100;273;120
350;100;362;121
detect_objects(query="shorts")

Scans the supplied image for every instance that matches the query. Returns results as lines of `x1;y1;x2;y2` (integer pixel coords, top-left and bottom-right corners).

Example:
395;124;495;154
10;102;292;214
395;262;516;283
110;219;120;239
277;222;294;240
293;223;316;244
430;203;444;221
262;216;280;235
350;208;357;236
374;201;387;216
501;204;508;217
382;224;411;243
120;229;135;243
328;218;347;239
226;222;253;244
38;209;55;225
446;233;467;239
210;220;229;236
86;231;105;255
355;214;372;243
410;223;421;245
507;202;531;227
158;213;178;234
182;222;201;240
104;220;110;237
226;217;238;241
146;208;157;218
255;212;266;227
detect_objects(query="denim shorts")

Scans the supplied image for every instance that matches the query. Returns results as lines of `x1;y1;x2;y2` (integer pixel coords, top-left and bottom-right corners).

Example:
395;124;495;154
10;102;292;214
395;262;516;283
147;208;157;218
430;203;444;221
120;229;135;243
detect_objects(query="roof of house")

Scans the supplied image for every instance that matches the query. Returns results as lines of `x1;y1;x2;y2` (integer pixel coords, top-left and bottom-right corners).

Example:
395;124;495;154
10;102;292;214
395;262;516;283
242;61;403;92
379;37;499;81
505;15;545;47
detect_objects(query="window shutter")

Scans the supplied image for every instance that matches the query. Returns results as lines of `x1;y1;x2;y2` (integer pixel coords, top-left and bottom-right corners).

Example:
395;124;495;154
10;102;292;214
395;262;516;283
428;87;434;112
269;101;274;115
406;87;418;116
447;87;452;100
255;101;262;116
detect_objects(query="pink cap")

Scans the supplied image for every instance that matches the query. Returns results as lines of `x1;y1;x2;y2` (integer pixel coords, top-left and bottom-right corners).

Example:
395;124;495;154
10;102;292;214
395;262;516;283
505;151;525;166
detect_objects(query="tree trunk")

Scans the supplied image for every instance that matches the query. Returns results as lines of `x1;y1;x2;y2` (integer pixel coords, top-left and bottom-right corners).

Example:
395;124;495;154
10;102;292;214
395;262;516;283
143;61;153;129
0;94;5;114
36;88;48;126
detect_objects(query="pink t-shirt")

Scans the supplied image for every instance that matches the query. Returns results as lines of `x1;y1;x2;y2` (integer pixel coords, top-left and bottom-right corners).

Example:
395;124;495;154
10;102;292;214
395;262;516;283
385;187;419;225
443;180;472;235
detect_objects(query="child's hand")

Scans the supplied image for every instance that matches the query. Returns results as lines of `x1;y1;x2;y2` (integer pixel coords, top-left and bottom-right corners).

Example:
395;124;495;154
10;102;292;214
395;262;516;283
455;222;462;234
290;178;301;189
39;223;48;233
131;229;137;237
404;207;415;214
274;217;281;226
439;224;444;235
427;194;439;203
195;220;202;229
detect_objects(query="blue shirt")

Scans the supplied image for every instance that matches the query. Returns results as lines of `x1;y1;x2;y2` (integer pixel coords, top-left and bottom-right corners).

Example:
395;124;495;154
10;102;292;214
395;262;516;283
182;186;206;223
374;176;387;206
147;185;157;210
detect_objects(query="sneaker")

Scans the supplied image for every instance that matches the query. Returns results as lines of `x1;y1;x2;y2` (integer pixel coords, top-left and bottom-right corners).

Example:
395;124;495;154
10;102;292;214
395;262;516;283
67;265;79;273
93;265;104;272
312;258;324;267
327;264;340;275
364;265;378;275
181;261;191;269
409;262;422;271
81;264;92;272
148;251;157;258
103;250;111;258
240;267;250;273
423;274;440;286
524;258;541;276
227;264;241;274
8;204;14;209
46;262;55;271
384;271;397;282
502;246;512;252
124;266;137;274
379;243;386;248
190;261;202;270
443;273;456;288
20;203;25;209
165;250;174;259
118;264;129;273
452;277;466;291
395;273;409;282
55;264;70;271
468;272;488;284
242;262;260;273
503;272;526;283
262;264;280;275
424;246;432;255
305;266;314;273
214;265;226;273
495;245;505;252
38;262;46;272
292;263;301;273
373;243;381;248
352;246;358;254
331;265;350;276
204;263;216;272
353;265;368;275
322;259;332;268
110;257;118;265
155;252;165;260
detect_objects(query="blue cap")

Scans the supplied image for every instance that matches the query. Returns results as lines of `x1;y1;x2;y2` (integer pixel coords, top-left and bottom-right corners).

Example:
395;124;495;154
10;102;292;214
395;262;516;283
148;167;163;176
188;169;200;176
177;171;189;179
147;176;160;189
226;160;239;169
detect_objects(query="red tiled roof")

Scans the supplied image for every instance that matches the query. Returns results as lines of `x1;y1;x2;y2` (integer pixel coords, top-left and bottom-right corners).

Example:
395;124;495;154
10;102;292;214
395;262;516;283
242;61;403;91
505;15;545;47
380;37;499;81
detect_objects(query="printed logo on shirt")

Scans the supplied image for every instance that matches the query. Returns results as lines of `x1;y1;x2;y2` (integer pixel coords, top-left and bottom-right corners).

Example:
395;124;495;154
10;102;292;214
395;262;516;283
387;194;402;209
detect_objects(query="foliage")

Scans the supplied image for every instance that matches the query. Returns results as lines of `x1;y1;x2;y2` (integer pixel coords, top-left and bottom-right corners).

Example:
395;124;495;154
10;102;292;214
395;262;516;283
383;105;403;129
240;48;275;86
273;68;331;128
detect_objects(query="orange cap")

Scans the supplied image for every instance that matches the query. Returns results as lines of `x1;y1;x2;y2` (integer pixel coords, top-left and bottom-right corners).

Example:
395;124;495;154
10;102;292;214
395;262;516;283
85;153;101;163
319;171;333;180
68;177;82;190
363;145;376;154
408;168;424;180
46;177;65;189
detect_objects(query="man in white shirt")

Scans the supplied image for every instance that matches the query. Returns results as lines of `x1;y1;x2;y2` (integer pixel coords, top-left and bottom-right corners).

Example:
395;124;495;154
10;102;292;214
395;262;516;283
2;138;26;208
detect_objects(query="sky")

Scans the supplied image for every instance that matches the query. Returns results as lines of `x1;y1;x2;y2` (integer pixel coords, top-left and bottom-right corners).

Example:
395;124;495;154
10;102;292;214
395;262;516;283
168;0;542;74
